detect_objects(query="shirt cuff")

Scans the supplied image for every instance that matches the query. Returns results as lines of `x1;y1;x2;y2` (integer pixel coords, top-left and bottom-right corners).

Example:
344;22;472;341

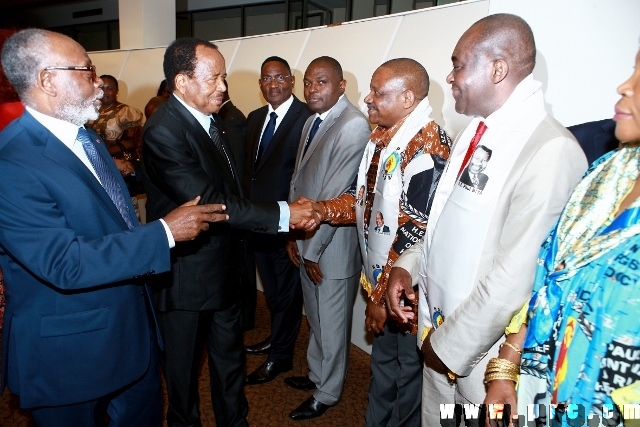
159;218;176;248
278;200;290;232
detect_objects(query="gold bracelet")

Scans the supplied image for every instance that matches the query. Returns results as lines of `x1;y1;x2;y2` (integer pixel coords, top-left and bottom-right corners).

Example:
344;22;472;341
484;371;518;384
484;358;520;385
500;341;522;355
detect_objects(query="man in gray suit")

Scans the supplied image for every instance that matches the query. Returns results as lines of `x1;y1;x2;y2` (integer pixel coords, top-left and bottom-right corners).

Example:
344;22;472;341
386;14;587;426
286;56;370;420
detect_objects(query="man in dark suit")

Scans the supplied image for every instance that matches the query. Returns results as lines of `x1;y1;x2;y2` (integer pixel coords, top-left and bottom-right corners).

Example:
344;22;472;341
218;82;256;331
0;29;224;427
219;83;248;176
568;118;618;165
243;56;314;385
142;38;318;427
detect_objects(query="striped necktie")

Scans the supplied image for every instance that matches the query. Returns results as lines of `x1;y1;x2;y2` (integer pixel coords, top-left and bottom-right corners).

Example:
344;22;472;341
209;117;235;179
77;127;133;229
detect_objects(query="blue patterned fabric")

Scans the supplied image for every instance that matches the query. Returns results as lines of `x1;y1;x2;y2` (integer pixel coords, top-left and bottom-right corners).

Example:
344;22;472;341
519;146;640;424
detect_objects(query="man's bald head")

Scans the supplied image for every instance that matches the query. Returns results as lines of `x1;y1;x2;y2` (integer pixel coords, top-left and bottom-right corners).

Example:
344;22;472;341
378;58;430;101
447;13;537;118
470;13;536;80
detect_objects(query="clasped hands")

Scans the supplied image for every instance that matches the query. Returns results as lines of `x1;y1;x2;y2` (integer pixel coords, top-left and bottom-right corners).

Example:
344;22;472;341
288;196;323;231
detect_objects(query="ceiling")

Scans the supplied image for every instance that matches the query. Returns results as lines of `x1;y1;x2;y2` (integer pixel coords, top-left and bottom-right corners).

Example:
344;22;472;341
1;0;89;9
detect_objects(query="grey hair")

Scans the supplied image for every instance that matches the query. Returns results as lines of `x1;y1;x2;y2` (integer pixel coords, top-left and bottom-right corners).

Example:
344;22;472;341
1;28;51;102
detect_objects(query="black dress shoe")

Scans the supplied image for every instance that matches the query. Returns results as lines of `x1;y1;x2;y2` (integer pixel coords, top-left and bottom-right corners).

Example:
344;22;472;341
284;375;317;391
289;396;331;420
245;359;292;385
245;335;272;355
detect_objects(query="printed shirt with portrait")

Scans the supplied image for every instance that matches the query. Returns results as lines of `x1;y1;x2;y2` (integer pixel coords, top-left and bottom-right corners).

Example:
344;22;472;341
320;114;450;332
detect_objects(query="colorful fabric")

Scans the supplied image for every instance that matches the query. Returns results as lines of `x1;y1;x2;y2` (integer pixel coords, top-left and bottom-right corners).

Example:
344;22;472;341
320;97;450;334
519;144;640;423
87;103;144;143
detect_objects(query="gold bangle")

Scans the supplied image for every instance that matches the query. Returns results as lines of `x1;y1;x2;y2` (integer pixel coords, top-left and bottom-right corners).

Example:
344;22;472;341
484;358;520;385
500;341;522;355
484;371;518;384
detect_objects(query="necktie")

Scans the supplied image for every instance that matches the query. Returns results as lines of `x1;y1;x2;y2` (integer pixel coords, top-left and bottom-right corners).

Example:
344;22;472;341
256;112;277;164
209;117;235;179
458;121;487;176
77;127;134;229
303;117;323;157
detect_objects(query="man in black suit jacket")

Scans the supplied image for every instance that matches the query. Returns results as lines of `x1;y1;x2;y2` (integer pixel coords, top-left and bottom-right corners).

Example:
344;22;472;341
568;118;618;165
219;84;248;176
243;56;314;385
143;38;318;427
218;83;256;331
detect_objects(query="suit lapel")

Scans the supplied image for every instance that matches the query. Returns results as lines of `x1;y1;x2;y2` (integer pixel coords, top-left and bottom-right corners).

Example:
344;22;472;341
297;96;349;172
167;97;241;195
20;112;132;229
248;106;268;171
254;96;303;172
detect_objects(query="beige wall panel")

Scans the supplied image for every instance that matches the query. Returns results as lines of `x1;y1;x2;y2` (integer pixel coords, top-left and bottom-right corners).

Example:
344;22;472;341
490;0;640;127
295;16;404;118
117;48;167;113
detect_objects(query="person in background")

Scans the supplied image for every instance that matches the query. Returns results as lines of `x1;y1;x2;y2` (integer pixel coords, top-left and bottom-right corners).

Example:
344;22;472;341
568;118;619;165
243;56;313;381
86;74;145;219
217;80;255;332
484;47;640;426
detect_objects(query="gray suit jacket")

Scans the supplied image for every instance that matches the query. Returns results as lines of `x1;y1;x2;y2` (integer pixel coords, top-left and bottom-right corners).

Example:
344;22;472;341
396;115;587;401
289;95;370;279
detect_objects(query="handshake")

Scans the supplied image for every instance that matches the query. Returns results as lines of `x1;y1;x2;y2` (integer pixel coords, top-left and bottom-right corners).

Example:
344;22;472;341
289;196;324;231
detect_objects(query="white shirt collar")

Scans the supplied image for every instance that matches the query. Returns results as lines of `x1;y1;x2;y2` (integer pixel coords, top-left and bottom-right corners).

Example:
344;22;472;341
173;93;213;134
25;106;100;181
25;105;83;151
265;95;295;132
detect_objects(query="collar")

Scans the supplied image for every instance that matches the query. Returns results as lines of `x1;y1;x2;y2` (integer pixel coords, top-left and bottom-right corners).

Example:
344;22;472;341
483;74;542;129
172;93;213;134
267;94;294;117
25;105;85;151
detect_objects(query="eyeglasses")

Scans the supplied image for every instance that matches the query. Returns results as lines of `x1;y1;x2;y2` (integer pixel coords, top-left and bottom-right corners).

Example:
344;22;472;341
44;65;98;82
259;74;291;85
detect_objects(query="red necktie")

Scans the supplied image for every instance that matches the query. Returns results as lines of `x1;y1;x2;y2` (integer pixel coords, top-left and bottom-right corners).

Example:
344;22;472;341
458;121;487;176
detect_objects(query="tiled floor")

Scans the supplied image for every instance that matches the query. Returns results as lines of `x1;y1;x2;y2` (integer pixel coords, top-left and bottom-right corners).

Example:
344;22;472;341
0;292;371;426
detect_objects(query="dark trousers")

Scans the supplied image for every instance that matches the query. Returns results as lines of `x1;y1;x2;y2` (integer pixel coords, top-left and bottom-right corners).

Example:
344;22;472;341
253;234;302;364
159;303;249;427
30;340;161;427
365;323;423;427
